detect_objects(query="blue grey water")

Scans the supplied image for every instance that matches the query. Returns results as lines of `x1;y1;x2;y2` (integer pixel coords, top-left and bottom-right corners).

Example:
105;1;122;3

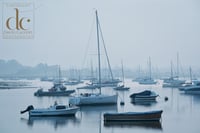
0;79;200;133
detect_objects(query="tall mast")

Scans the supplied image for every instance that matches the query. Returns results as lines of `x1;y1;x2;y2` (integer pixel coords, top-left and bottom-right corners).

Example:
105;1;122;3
189;66;192;82
90;60;94;80
170;60;173;78
177;52;179;79
121;60;125;86
149;57;151;80
58;65;61;84
95;10;101;94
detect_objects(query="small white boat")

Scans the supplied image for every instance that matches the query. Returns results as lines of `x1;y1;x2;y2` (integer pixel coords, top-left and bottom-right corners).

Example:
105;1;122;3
35;66;75;96
113;61;130;91
138;57;157;85
179;81;200;91
180;85;200;94
113;85;130;91
21;104;79;117
34;83;75;96
138;79;157;85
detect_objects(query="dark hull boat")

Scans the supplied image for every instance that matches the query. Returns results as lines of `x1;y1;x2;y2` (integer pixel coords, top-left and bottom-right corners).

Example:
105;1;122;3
104;121;162;130
35;66;75;96
130;90;158;102
104;110;163;122
34;89;75;96
34;83;75;96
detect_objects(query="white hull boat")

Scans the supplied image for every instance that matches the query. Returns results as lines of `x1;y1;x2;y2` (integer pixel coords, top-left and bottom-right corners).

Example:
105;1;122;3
21;104;79;117
180;85;200;94
68;10;118;106
138;79;157;85
69;93;118;106
113;85;130;91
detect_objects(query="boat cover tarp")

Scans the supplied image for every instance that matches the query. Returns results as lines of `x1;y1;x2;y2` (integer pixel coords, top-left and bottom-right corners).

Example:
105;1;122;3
130;90;151;98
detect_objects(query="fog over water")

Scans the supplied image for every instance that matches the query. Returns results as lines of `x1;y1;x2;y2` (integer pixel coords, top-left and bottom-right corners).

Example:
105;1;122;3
0;0;200;70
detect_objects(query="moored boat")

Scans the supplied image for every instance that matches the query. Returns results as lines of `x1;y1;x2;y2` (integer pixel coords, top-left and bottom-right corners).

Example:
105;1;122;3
34;88;75;96
69;93;118;106
113;85;130;91
104;120;162;130
21;104;79;117
180;85;200;94
35;66;75;96
129;90;158;102
68;10;118;106
138;78;157;85
138;57;157;85
103;110;163;121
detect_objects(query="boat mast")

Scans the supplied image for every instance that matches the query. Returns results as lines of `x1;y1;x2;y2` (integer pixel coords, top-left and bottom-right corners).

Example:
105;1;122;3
170;60;173;79
177;52;179;79
95;10;101;94
121;60;125;86
90;60;94;81
189;66;192;82
58;65;61;84
149;57;151;80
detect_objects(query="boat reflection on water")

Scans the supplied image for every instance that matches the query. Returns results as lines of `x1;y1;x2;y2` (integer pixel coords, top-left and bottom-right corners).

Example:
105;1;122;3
80;105;118;117
104;121;162;130
180;93;200;111
20;116;81;130
131;101;157;107
80;105;117;112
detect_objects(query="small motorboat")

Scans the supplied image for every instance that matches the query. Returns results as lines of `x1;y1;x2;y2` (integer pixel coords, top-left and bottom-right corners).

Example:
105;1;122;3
104;110;163;122
35;66;75;96
34;83;75;96
180;85;200;94
129;90;158;102
113;85;130;91
21;103;79;117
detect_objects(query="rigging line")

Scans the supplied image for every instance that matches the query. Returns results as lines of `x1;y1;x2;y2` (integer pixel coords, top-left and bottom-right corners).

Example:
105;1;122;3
81;15;95;67
98;19;114;81
170;60;173;78
179;58;185;79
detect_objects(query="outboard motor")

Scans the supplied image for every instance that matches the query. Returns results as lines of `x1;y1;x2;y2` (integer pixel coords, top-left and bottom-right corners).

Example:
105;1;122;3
20;105;34;114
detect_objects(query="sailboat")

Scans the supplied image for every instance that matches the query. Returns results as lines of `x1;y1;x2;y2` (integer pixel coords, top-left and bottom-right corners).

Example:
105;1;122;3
163;53;186;88
178;67;200;94
34;66;75;96
69;10;118;106
113;61;130;91
21;103;79;117
138;57;157;85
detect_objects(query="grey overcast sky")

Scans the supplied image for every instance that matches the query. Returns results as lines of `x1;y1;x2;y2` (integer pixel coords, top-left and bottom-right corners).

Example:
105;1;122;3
0;0;200;70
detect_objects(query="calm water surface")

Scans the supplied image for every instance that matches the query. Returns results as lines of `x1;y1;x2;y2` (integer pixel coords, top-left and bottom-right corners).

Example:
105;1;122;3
0;79;200;133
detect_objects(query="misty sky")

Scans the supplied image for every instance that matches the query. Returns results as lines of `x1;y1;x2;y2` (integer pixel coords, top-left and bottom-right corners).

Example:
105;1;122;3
0;0;200;70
